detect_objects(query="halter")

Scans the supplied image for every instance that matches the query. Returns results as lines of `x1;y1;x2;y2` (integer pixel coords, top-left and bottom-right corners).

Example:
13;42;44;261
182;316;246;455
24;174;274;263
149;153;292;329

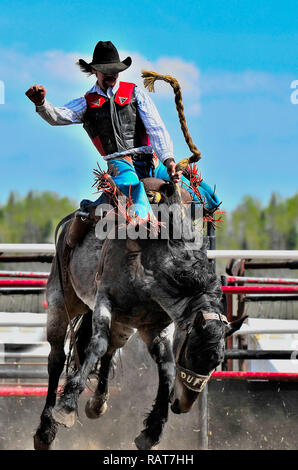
175;311;228;393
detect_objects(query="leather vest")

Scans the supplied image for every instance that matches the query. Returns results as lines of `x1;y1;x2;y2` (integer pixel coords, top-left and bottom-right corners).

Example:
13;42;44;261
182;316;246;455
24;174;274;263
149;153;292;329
82;82;149;156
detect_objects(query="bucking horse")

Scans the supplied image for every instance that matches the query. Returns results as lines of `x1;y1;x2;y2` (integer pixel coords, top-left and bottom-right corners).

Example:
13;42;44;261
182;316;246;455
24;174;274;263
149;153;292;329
33;71;246;450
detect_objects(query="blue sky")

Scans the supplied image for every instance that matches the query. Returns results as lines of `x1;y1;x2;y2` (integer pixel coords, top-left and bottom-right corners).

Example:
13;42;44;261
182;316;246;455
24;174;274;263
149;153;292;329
0;0;297;211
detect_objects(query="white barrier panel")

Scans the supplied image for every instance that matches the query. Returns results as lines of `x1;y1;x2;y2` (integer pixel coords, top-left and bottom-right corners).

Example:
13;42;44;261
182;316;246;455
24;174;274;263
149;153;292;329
0;244;298;260
207;250;298;260
0;312;47;327
234;326;298;336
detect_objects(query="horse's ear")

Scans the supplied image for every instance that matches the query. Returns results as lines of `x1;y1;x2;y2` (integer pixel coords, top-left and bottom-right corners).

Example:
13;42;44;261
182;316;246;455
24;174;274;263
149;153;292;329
225;315;248;337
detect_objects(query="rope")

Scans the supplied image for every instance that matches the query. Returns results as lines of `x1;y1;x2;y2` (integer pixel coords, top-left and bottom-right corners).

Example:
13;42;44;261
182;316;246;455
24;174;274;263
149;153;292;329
141;70;202;171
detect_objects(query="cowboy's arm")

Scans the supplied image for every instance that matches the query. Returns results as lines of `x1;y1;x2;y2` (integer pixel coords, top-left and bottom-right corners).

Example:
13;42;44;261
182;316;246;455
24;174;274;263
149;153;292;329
134;87;181;182
25;84;86;125
36;98;86;125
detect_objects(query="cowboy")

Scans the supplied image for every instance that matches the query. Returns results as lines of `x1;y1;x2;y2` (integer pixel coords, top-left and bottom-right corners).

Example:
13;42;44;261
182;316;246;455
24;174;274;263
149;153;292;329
25;41;219;221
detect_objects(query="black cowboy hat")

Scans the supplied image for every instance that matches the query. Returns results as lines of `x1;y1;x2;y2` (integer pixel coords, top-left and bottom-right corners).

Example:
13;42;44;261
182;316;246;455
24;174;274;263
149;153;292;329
77;41;132;75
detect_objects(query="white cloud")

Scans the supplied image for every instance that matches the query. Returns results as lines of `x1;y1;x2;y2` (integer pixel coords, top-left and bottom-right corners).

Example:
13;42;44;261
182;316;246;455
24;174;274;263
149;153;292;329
0;47;88;86
200;70;287;96
0;47;201;113
0;47;290;123
0;47;289;105
42;50;85;82
120;51;201;116
120;51;200;98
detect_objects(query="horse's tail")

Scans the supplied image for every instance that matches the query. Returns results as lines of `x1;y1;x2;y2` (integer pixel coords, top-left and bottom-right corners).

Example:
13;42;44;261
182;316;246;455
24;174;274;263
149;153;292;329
141;70;201;171
53;210;83;370
54;210;77;246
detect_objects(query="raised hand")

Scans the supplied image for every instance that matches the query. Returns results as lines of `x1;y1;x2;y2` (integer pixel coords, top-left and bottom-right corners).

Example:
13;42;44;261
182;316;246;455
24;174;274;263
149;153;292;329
25;84;46;106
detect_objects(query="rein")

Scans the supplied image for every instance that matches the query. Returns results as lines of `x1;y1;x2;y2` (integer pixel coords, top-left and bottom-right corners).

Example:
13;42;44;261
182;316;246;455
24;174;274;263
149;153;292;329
175;312;228;393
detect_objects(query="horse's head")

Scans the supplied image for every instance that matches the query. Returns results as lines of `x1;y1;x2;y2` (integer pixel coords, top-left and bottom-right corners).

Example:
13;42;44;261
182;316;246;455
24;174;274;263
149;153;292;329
171;311;247;414
142;178;245;414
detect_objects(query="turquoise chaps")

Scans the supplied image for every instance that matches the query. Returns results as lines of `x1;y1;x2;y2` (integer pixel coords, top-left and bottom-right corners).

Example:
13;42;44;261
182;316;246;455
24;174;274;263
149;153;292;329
81;158;220;220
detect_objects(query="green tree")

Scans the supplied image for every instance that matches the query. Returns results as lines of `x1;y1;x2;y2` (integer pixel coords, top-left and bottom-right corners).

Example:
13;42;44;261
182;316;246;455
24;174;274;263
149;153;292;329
216;192;298;250
0;190;77;243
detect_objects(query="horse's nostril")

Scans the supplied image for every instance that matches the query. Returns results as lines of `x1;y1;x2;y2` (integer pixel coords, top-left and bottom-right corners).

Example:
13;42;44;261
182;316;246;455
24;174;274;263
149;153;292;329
171;399;181;414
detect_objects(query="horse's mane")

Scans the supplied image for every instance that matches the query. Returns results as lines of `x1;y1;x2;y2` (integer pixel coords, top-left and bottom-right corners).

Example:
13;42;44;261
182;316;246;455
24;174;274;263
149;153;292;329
150;185;223;328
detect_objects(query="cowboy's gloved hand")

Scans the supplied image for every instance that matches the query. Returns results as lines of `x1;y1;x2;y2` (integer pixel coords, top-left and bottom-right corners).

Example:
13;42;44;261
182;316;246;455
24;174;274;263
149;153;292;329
164;158;182;184
25;84;46;106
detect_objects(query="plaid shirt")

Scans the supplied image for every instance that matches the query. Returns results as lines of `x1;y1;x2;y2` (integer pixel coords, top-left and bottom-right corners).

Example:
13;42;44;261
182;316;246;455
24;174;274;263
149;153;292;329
36;82;174;163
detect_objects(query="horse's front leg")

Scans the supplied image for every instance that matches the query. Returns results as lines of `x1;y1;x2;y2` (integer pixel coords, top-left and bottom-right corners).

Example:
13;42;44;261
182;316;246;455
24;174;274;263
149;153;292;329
135;324;175;450
84;350;114;419
52;289;111;428
85;321;134;420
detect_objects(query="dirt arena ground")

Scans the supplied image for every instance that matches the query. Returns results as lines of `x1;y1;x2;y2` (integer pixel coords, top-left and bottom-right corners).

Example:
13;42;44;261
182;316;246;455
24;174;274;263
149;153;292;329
1;333;298;450
0;334;200;451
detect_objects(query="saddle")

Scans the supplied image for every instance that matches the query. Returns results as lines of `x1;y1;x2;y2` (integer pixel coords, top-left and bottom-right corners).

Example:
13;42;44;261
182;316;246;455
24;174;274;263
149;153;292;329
141;177;192;204
66;177;193;249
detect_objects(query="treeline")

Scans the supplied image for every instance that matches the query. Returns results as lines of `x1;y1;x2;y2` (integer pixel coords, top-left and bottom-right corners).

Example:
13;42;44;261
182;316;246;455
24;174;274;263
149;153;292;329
0;190;297;249
0;190;77;243
215;192;298;250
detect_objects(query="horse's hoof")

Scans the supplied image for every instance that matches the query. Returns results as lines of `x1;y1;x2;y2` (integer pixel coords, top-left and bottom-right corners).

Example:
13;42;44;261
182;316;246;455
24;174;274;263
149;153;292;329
85;397;108;419
33;434;54;450
134;431;157;451
52;405;76;428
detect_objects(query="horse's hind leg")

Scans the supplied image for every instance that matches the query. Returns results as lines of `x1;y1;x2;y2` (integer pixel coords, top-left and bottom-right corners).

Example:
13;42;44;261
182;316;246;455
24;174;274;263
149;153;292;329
134;325;175;450
34;306;68;450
